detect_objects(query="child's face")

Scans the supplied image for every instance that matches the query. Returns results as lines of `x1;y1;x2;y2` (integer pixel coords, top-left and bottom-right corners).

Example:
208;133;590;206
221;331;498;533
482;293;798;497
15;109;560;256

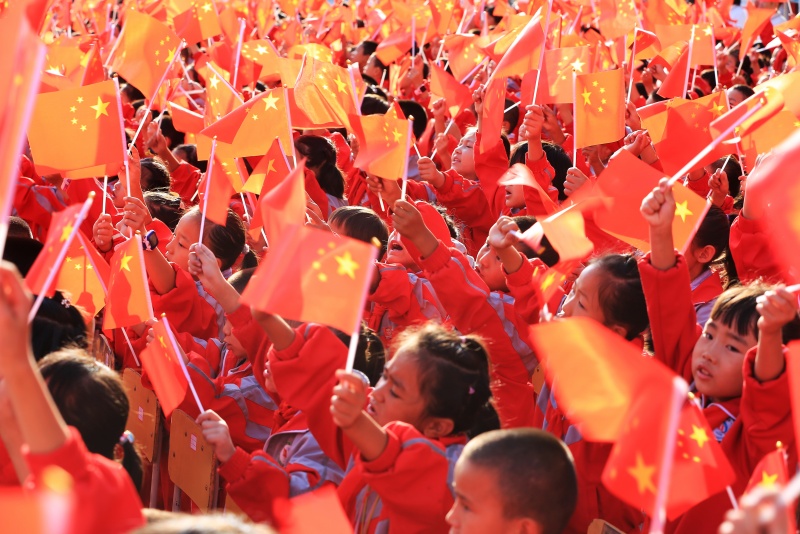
222;319;246;359
691;319;756;401
448;459;525;534
452;131;477;178
165;211;201;270
727;87;747;108
504;184;525;209
385;230;419;271
559;263;607;325
476;242;508;292
112;180;125;208
367;348;427;428
262;360;278;394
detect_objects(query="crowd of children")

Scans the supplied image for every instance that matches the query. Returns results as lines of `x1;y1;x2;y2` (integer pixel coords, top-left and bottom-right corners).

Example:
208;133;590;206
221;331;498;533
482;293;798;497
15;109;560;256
2;0;800;532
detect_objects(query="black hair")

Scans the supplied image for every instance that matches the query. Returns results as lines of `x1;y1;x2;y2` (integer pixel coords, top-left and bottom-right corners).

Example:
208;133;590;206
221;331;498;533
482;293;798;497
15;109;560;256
709;155;744;198
729;84;755;100
190;207;250;271
511;216;560;266
328;206;389;259
360;93;391;115
144;191;184;232
364;84;389;101
591;254;649;340
462;428;577;533
503;99;520;133
159;116;185;149
692;205;729;267
710;282;800;344
295;135;345;199
334;323;386;386
700;69;717;92
173;144;204;172
508;142;570;200
121;83;145;103
398;99;428;140
31;291;88;361
39;350;143;491
368;53;388;77
360;40;378;56
396;324;491;435
8;216;32;238
140;157;171;192
228;267;256;294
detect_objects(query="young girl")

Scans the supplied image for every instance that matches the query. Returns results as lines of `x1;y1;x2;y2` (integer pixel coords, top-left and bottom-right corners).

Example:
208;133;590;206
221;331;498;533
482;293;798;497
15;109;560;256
295;135;348;219
639;178;799;533
255;312;490;533
685;205;729;325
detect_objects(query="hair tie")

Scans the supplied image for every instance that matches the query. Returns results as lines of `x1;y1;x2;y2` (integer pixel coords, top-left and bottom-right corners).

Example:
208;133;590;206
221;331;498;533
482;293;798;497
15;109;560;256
119;430;135;446
61;297;71;309
242;244;250;255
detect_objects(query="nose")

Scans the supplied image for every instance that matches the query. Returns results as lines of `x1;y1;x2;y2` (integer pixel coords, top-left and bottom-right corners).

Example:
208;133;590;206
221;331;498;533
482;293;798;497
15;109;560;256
445;504;458;527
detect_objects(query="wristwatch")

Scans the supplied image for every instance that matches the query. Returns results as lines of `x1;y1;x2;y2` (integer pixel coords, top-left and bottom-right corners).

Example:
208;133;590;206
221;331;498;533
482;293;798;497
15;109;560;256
142;229;158;251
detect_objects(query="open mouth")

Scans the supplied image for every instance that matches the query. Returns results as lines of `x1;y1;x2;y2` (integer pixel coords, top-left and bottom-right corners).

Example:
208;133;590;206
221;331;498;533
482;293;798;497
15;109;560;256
695;364;713;380
389;242;404;252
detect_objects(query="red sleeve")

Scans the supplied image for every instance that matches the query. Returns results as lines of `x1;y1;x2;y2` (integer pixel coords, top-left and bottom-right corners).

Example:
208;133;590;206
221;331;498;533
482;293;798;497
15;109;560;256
24;428;144;534
268;325;354;470
150;265;221;341
729;215;785;284
356;422;452;533
474;132;509;218
170;162;202;206
14;177;67;241
369;264;446;329
304;169;329;220
227;305;270;367
219;447;290;524
434;168;498;232
523;152;560;216
638;253;700;382
504;255;546;324
560;134;591;175
685;173;711;198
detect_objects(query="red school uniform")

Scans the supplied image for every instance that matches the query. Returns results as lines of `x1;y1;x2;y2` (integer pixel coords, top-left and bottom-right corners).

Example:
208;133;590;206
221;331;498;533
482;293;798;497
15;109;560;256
728;214;786;284
268;324;465;534
638;253;797;534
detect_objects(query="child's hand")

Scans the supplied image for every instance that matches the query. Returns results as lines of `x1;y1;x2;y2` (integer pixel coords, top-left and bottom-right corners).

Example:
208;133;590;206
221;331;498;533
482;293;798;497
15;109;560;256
188;243;225;290
120;197;151;235
523;105;545;141
392;200;439;258
640;178;675;230
196;410;236;463
330;370;368;429
418;157;445;188
756;287;799;335
623;130;651;158
472;84;485;116
488;217;520;251
128;145;142;186
432;134;451;170
541;106;566;145
718;487;789;534
93;214;115;252
625;101;642;131
431;98;447;122
564;167;589;197
708;168;729;207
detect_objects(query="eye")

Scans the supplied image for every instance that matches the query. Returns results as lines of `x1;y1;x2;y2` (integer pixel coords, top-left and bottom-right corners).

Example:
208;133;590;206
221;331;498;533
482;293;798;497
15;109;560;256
725;344;741;354
389;389;400;398
702;331;713;340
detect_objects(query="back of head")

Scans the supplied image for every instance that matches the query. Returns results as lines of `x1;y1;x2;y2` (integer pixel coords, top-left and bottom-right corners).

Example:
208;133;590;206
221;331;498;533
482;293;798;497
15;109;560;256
502;99;520;133
692;205;729;266
361;93;391;115
328;206;389;259
462;428;577;534
144;191;184;231
542;142;572;201
295;135;345;198
8;216;33;239
196;207;247;272
398;99;428;140
591;254;648;340
3;235;43;277
711;281;800;344
159;116;185;148
227;267;256;294
31;291;88;360
38;349;143;489
134;512;276;534
140;158;171;192
397;324;491;435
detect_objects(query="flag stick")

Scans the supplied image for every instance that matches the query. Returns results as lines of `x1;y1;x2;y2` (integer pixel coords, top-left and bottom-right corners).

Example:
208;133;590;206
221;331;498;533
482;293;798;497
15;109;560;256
411;16;416;58
28;194;96;323
505;101;521;113
532;0;554;105
129;41;187;150
572;70;578;165
666;100;764;187
780;469;800;505
649;378;690;534
344;246;380;372
400;119;414;200
380;68;387;88
232;18;246;90
103;23;126;69
419;20;431;58
162;316;205;413
282;87;298;167
725;486;739;510
120;326;142;368
135;231;156;321
684;25;696;99
461;56;489;85
198;139;217;244
628;29;638;102
102;176;108;215
712;34;720;89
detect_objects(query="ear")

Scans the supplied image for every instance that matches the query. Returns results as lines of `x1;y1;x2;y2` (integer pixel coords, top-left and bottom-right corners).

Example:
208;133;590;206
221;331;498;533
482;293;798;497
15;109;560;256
609;323;629;340
216;257;223;270
502;121;511;134
692;244;717;265
518;518;542;534
421;417;455;439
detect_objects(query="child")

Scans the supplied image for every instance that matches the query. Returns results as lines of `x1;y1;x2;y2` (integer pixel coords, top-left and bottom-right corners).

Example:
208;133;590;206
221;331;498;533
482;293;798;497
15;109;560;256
295;135;348;219
686;205;729;325
447;428;578;534
639;178;800;533
257;313;490;533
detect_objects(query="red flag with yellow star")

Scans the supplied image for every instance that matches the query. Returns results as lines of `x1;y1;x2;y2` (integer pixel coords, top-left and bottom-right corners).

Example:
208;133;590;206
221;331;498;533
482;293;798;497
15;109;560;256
198;153;237;226
294;55;359;130
241;138;291;195
429;62;473;119
350;101;412;180
240;224;378;333
745;446;793;498
574;68;625;149
480;77;507;153
656;43;690;99
109;10;180;99
603;398;736;520
55;233;111;317
172;2;222;45
740;4;776;63
539;46;592;104
250;160;307;249
488;11;544;81
27;80;126;178
24;204;84;296
103;236;153;330
140;318;188;417
442;34;486;83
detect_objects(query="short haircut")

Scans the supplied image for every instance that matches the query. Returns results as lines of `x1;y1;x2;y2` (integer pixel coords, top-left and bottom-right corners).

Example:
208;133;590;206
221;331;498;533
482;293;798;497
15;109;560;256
710;281;800;343
462;429;577;534
398;99;428;140
360;40;378;56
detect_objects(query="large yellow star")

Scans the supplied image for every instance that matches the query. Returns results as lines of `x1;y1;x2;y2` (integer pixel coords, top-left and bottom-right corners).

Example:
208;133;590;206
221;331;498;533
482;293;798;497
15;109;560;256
255;44;268;55
90;96;110;119
209;76;220;89
711;102;725;117
627;453;657;495
760;471;779;487
571;58;585;72
392;128;403;142
201;2;212;12
688;425;709;448
60;223;74;242
265;159;277;174
335;251;360;279
119;253;133;272
581;89;592;106
263;92;279;111
334;74;347;93
674;200;693;223
158;335;168;348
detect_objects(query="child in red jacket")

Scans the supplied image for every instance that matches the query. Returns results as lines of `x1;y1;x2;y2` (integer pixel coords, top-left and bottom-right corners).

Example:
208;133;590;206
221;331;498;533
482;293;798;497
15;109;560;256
255;312;490;534
639;178;800;534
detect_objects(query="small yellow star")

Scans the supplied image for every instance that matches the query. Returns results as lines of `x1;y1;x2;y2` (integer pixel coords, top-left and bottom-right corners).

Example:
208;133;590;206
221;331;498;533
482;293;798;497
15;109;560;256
74;263;82;270
119;253;133;272
592;80;598;87
201;2;212;12
80;125;87;132
71;118;78;125
158;335;168;348
252;114;259;120
689;425;709;448
90;97;110;119
256;44;268;55
76;97;84;104
675;200;693;223
263;92;279;111
597;106;604;113
599;87;606;94
209;76;220;89
265;159;276;173
335;251;360;279
60;223;74;242
627;453;657;495
70;106;77;113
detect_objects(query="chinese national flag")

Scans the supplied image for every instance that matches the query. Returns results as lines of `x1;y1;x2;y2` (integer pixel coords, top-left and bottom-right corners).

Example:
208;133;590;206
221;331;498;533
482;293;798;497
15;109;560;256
350;102;412;180
657;44;690;99
251;160;307;249
240;224;378;333
528;317;677;442
169;102;205;134
539;46;592;104
576;150;709;254
643;0;688;27
655;24;716;67
240;39;280;69
275;486;353;534
488;12;544;81
740;5;776;62
429;62;473;119
650;41;689;71
28;80;126;178
574;69;625;149
744;446;797;532
241;138;291;195
198;88;293;161
603;397;735;520
56;233;111;317
198;61;244;124
198;153;236;225
537;205;595;263
631;28;662;60
294;56;359;130
172;3;222;45
140;319;188;417
480;77;507;152
103;237;153;330
443;34;486;83
497;163;559;216
709;88;785;143
25;204;84;296
109;10;179;99
788;342;800;461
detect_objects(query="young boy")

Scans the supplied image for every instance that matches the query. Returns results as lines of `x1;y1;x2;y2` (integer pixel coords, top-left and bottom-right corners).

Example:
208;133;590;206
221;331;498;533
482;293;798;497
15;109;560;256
448;428;578;534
